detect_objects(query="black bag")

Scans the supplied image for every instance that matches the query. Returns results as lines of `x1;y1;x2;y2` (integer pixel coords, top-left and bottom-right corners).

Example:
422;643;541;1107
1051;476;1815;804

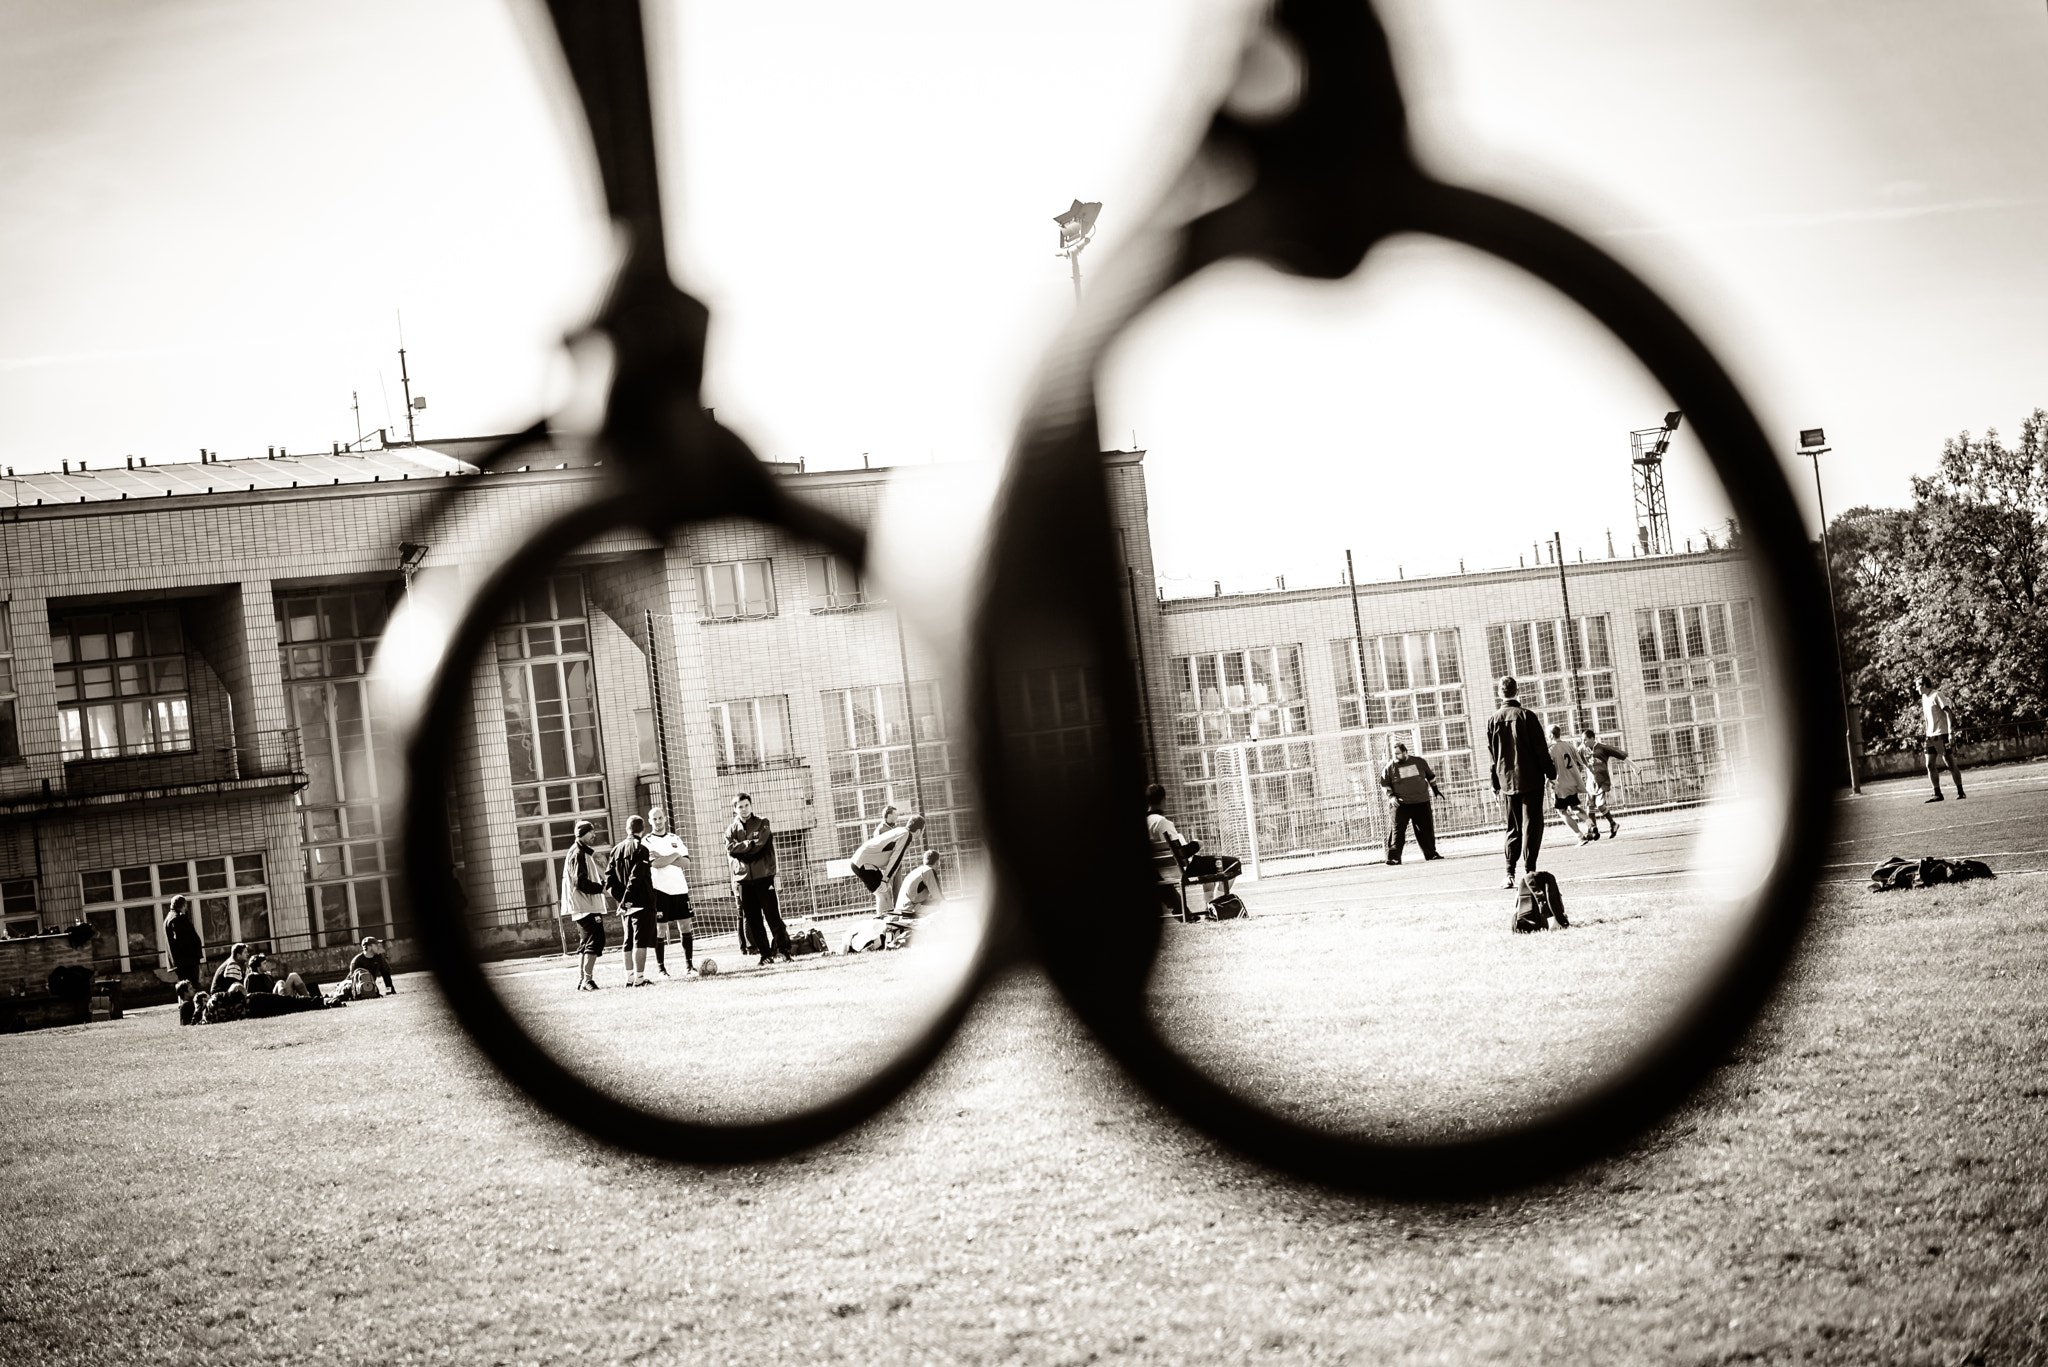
1208;893;1247;921
1512;871;1568;933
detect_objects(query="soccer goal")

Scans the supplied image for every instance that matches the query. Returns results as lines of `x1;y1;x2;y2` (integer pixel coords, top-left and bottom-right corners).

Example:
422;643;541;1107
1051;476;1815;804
1204;737;1404;882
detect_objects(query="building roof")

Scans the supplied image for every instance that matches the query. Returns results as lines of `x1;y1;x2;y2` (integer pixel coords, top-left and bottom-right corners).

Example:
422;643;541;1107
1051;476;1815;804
4;445;486;509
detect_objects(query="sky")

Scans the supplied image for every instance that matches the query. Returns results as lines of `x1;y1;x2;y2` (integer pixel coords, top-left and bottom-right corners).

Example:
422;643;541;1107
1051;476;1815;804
2;0;2045;593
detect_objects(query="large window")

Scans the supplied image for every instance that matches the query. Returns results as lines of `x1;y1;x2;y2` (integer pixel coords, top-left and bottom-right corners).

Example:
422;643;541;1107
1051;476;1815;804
496;575;610;915
1636;601;1763;766
52;609;191;761
804;554;869;610
697;559;776;620
280;588;401;949
80;855;269;973
1171;645;1315;832
0;606;17;762
1330;630;1473;790
2;878;38;938
710;695;795;771
821;682;973;858
1485;616;1620;742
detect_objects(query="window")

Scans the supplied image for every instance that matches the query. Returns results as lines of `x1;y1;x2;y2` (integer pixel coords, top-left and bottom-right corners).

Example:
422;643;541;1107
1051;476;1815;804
697;559;776;619
80;855;270;972
1486;616;1614;740
496;574;612;915
1327;630;1472;794
51;609;191;760
709;695;794;770
2;878;38;938
1636;600;1762;767
804;554;869;610
280;588;403;948
1169;645;1319;838
823;682;973;858
0;606;17;762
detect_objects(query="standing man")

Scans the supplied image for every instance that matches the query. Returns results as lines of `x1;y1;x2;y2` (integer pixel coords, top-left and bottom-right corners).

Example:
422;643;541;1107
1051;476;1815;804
1579;728;1626;838
850;810;925;922
1379;741;1446;865
726;793;793;966
644;806;694;978
1548;724;1595;843
1486;676;1555;891
1917;675;1967;802
560;819;609;991
163;893;203;991
607;815;659;987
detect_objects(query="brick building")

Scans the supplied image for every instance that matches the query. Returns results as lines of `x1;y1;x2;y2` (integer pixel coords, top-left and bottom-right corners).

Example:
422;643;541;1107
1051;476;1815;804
0;439;1760;988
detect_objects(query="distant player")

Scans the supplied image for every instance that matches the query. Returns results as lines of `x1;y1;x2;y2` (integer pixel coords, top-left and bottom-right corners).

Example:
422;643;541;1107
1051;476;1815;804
1379;741;1445;865
1916;675;1967;802
1579;728;1627;838
1548;724;1595;843
850;810;925;920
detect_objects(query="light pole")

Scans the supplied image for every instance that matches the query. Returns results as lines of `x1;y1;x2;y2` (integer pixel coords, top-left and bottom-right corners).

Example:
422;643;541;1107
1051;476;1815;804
1053;199;1102;304
1799;427;1860;795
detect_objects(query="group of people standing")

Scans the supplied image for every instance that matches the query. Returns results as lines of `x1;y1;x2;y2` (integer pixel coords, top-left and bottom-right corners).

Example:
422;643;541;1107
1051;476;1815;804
558;803;706;990
1373;683;1625;873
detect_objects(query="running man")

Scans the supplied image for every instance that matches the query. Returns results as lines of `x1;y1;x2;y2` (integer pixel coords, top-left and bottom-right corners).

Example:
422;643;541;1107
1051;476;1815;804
1916;675;1967;802
1578;727;1627;838
1548;724;1595;843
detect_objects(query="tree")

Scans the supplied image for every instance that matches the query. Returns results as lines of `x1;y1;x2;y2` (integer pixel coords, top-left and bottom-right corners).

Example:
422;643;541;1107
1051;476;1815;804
1835;409;2048;742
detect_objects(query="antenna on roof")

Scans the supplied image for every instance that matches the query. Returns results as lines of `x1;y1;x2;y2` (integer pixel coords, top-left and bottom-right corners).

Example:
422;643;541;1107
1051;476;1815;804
396;310;425;445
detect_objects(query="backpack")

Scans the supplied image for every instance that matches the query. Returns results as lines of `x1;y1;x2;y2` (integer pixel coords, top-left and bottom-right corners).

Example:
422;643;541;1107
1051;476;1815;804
1207;893;1248;921
1512;871;1569;933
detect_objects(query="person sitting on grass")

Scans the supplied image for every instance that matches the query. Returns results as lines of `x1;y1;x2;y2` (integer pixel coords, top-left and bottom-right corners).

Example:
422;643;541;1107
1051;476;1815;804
208;943;250;997
346;937;396;996
242;955;329;1016
176;980;204;1026
203;982;248;1023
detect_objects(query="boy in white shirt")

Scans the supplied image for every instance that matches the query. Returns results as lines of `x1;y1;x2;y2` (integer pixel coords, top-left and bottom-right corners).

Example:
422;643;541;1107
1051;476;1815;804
644;806;695;976
1916;675;1967;803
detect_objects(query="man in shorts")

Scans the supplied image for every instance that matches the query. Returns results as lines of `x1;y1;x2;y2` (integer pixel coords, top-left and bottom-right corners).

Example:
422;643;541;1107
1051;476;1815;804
560;819;609;990
1578;728;1627;838
1917;675;1967;802
607;815;659;986
850;810;925;921
644;806;694;977
1548;723;1595;843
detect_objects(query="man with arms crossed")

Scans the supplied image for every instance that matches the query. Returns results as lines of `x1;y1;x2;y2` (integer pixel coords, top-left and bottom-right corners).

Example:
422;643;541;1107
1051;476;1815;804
726;793;793;966
560;819;609;991
1486;676;1555;890
1578;727;1626;838
1917;674;1967;802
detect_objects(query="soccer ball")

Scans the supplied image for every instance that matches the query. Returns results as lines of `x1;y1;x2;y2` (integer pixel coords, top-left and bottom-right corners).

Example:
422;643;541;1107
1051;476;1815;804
697;958;718;977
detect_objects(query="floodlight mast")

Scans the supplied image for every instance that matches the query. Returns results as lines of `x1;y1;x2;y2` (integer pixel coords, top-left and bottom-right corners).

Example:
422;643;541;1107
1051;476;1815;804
1054;199;1103;304
1799;427;1861;795
1629;410;1681;556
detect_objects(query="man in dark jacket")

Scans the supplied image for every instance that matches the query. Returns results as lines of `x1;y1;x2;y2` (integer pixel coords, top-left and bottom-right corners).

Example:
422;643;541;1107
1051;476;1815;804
725;793;792;965
1379;741;1446;865
1485;676;1555;890
163;894;203;989
607;815;659;986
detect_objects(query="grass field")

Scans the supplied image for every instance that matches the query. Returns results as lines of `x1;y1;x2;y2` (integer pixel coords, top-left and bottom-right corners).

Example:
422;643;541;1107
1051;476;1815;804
2;764;2045;1364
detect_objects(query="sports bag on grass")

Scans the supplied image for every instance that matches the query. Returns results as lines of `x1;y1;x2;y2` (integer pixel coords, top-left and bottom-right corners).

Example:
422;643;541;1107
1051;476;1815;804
1208;893;1247;921
1512;871;1569;933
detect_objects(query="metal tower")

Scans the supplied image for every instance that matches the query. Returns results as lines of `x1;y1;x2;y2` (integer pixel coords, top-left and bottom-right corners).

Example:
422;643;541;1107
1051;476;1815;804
1630;411;1682;556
